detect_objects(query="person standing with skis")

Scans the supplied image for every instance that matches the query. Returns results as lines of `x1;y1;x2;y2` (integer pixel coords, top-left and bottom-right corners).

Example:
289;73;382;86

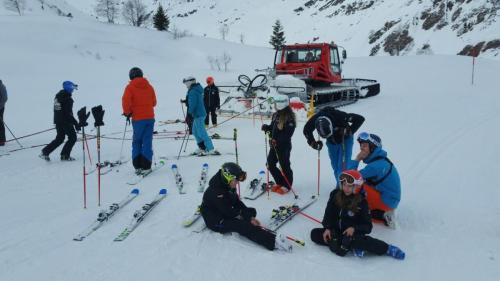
310;169;405;260
122;67;157;174
261;95;296;194
203;76;220;127
201;162;293;251
349;132;401;229
183;76;219;156
0;80;7;146
303;106;364;186
39;81;79;161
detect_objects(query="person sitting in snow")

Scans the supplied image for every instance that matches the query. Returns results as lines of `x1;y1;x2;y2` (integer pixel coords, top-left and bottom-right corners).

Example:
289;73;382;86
303;106;365;186
310;170;405;259
348;132;401;229
183;76;219;156
201;162;293;252
261;95;296;194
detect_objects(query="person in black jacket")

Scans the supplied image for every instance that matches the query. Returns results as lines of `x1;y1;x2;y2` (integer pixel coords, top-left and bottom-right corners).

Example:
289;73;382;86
40;81;80;161
0;80;7;146
310;170;405;259
303;106;364;186
201;162;293;251
261;95;296;194
203;76;220;127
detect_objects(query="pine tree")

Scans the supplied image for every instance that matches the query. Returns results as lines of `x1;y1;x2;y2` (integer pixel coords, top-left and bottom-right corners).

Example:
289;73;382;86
269;20;286;50
153;4;169;31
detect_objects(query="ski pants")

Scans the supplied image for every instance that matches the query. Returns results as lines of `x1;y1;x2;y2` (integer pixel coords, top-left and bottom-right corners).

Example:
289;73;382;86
267;142;293;189
192;116;214;151
0;107;5;143
326;136;354;187
132;119;154;170
204;106;218;126
310;228;388;256
42;122;76;157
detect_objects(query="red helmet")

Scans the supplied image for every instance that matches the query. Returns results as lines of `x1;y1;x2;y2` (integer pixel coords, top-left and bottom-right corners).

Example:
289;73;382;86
339;170;364;194
206;76;214;85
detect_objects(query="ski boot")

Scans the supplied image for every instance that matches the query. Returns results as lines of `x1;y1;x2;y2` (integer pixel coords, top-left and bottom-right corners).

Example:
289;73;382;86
386;245;405;260
61;155;76;161
39;153;50;161
275;234;293;252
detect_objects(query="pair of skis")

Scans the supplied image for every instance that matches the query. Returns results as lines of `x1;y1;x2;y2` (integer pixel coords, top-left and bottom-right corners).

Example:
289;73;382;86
73;188;167;241
266;195;318;232
242;170;275;200
171;163;209;194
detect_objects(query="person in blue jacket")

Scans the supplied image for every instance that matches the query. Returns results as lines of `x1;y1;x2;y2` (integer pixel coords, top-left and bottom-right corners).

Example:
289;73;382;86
183;76;219;156
349;132;401;229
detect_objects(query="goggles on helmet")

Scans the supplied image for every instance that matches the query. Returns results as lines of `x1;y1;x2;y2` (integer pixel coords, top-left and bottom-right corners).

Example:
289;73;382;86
339;173;363;186
222;169;247;183
357;132;381;147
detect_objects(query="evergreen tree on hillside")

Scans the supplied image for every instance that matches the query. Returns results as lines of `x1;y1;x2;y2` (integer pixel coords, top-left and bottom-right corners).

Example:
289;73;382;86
153;4;169;31
269;20;286;50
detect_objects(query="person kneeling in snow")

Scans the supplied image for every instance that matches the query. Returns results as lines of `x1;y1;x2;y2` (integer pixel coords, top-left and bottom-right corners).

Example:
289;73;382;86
201;162;292;251
310;170;405;260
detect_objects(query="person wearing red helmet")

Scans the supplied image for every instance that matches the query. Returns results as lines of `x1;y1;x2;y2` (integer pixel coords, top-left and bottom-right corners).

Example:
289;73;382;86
203;76;220;127
310;170;405;260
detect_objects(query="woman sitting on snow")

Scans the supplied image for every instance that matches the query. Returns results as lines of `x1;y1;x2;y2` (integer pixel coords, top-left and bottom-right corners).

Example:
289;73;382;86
310;170;405;260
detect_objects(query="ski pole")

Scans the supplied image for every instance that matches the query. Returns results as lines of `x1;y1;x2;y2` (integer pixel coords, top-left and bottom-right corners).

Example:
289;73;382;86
260;226;305;246
177;100;189;159
234;128;240;197
82;126;87;209
317;137;321;197
96;125;101;207
297;210;322;224
3;121;23;148
271;142;299;199
118;117;129;163
4;127;55;142
265;132;270;199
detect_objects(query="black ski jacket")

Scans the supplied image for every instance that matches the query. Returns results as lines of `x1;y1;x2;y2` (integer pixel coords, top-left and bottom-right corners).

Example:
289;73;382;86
203;84;220;109
201;170;255;227
303;107;364;144
267;112;296;145
322;189;372;236
53;90;78;126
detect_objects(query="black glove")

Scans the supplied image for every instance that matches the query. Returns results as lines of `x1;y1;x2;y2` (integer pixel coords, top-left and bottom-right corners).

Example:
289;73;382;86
308;139;323;150
74;124;81;132
77;106;90;127
122;113;132;124
91;105;105;127
261;124;271;132
180;99;187;104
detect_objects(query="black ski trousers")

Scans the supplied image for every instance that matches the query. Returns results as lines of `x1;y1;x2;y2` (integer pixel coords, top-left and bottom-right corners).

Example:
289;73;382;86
42;123;76;157
310;228;388;256
267;143;293;189
0;107;5;143
204;106;217;126
206;218;276;251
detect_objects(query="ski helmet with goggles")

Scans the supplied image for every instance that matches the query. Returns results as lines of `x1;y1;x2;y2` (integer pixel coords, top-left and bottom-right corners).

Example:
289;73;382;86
357;132;382;152
272;95;290;111
221;162;247;184
62;81;78;93
339;170;363;194
315;116;333;139
129;67;143;80
182;76;196;88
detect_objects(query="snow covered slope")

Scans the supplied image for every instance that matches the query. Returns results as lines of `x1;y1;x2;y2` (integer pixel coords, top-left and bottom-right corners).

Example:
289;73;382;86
1;9;500;281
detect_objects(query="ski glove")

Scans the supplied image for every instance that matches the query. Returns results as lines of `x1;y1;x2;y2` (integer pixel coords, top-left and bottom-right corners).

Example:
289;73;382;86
308;139;323;150
77;106;91;127
261;124;271;133
91;105;105;127
74;124;81;132
122;113;132;124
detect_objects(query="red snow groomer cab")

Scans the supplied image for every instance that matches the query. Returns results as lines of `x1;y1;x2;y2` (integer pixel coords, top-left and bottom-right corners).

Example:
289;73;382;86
274;42;380;108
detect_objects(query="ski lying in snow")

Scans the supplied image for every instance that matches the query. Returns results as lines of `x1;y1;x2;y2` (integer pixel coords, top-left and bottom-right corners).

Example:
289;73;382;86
126;160;165;185
114;189;167;241
73;189;139;241
198;163;209;192
192;222;207;233
171;164;186;194
242;170;268;200
182;205;202;227
266;195;318;231
158;119;184;126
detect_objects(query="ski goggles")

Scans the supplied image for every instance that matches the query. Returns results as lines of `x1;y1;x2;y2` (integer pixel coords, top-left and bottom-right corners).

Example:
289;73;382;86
339;173;363;186
222;169;247;183
357;132;381;147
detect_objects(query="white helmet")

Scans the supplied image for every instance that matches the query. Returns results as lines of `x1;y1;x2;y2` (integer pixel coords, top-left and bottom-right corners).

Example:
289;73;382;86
273;94;289;111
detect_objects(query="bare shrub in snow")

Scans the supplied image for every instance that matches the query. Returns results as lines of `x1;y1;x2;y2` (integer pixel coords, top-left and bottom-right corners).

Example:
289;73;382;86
207;52;232;72
95;0;119;23
219;24;229;40
171;25;190;39
122;0;152;27
3;0;26;15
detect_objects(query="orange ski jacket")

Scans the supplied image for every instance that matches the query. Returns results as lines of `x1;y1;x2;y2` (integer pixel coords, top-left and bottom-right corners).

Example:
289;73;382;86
122;77;157;121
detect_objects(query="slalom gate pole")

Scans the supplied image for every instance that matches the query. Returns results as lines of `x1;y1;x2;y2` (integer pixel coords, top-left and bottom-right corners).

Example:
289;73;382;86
3;122;23;148
317;137;321;197
118;118;129;163
272;142;298;199
234;128;240;197
96;126;101;207
4;127;54;143
265;132;270;199
82;126;87;209
260;226;305;246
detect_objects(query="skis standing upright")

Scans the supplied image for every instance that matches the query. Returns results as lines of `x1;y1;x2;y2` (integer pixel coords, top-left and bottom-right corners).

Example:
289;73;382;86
73;189;139;241
198;163;209;192
243;170;269;200
171;164;186;194
114;189;167;241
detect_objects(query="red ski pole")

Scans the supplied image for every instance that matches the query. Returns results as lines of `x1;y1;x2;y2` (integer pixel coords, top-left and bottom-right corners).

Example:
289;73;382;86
265;132;270;198
96;126;101;207
234;128;240;197
317;137;321;197
260;226;305;246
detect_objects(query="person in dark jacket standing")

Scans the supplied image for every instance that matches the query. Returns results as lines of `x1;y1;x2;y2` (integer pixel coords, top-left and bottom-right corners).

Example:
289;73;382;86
310;170;405;260
40;81;79;161
303;106;364;186
261;95;296;194
0;80;7;146
203;76;220;127
201;162;293;251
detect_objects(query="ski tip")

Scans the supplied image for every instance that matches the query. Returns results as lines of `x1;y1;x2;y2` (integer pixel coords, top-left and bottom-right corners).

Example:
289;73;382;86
171;164;177;169
159;159;165;165
258;170;265;175
203;163;209;167
131;188;140;194
160;188;167;195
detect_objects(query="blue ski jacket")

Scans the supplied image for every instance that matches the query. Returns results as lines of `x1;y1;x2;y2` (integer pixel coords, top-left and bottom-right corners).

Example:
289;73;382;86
186;83;207;118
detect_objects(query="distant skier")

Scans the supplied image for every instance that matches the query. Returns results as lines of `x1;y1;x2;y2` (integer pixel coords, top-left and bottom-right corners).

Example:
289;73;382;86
201;162;293;252
203;76;220;127
0;79;7;146
122;67;157;174
183;76;219;156
310;170;405;260
349;132;401;229
303;106;364;186
261;95;296;194
39;81;79;161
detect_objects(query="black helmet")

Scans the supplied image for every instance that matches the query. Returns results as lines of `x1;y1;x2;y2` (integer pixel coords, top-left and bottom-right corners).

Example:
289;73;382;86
129;67;143;80
315;116;333;139
221;162;247;183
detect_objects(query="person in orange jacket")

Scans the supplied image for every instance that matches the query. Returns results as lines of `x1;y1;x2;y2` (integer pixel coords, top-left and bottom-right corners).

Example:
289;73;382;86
122;67;157;174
